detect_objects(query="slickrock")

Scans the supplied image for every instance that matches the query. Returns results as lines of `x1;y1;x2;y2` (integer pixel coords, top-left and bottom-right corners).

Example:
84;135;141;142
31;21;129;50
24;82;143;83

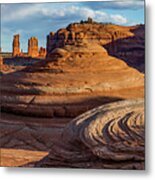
35;99;144;169
47;21;144;72
0;42;144;118
12;34;20;57
28;37;39;57
39;47;46;58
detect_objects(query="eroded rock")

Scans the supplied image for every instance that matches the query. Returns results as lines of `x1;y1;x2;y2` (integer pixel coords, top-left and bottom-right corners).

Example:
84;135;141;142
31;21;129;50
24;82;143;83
35;99;144;169
0;42;144;118
28;37;39;57
12;34;20;57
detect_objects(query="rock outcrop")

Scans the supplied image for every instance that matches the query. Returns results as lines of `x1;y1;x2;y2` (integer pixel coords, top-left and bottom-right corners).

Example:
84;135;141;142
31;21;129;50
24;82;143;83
39;47;46;58
35;99;144;169
46;22;144;72
0;41;144;118
28;37;39;57
0;56;3;67
12;34;20;57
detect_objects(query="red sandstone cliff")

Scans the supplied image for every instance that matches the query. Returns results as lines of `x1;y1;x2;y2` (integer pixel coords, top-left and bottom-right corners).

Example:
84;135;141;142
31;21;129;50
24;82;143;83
47;21;144;72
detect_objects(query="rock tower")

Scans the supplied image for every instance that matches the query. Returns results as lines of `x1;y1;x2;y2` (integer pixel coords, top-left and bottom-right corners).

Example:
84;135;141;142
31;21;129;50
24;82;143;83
28;37;39;57
12;34;20;57
39;47;46;58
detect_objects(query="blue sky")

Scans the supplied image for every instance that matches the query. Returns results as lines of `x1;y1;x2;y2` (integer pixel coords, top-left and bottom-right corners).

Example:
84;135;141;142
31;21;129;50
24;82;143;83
1;0;145;52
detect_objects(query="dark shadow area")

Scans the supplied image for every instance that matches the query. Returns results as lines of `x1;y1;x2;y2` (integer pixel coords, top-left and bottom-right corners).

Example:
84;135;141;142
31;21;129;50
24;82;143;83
103;25;145;73
0;96;123;119
3;56;44;66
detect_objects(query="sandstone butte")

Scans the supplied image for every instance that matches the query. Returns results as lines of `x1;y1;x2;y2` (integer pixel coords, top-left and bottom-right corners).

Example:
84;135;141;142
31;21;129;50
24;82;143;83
11;35;46;58
47;22;144;72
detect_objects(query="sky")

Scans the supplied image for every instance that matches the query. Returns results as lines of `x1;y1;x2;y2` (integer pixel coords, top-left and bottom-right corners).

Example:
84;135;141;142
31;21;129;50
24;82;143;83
1;0;145;52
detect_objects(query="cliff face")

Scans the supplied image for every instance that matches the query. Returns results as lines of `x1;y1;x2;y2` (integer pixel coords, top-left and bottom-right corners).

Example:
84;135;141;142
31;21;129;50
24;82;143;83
47;22;144;72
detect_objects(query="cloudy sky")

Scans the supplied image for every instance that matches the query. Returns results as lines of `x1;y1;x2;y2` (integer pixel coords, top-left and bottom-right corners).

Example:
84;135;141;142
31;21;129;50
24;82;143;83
1;0;144;52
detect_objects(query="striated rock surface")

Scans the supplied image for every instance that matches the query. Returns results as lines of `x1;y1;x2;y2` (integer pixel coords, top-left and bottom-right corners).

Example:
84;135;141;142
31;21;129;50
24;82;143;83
0;42;144;118
35;99;144;169
46;21;144;72
12;34;20;57
28;37;39;57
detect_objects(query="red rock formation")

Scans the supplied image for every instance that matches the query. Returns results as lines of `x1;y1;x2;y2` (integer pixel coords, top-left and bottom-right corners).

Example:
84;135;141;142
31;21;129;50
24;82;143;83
28;37;39;57
12;34;20;57
46;32;55;54
0;42;144;118
0;56;3;70
39;47;46;58
46;22;144;72
0;20;145;168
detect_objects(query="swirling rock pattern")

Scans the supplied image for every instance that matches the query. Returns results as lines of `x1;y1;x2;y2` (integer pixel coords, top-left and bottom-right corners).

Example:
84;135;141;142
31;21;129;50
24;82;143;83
35;99;144;169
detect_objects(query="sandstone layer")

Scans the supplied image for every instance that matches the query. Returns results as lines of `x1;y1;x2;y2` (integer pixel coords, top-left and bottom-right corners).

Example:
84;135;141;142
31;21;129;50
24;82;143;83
35;99;144;169
0;42;144;118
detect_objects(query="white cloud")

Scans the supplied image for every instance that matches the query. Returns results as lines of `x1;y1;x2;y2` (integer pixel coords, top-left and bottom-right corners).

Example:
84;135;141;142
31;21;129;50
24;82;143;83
84;0;144;10
112;0;144;9
1;4;41;21
1;4;128;25
110;14;128;24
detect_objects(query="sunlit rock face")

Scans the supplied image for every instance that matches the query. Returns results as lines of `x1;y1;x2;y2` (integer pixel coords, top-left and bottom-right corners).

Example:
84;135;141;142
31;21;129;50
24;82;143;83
28;37;39;58
46;22;144;72
35;99;144;170
0;56;3;67
12;34;20;57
